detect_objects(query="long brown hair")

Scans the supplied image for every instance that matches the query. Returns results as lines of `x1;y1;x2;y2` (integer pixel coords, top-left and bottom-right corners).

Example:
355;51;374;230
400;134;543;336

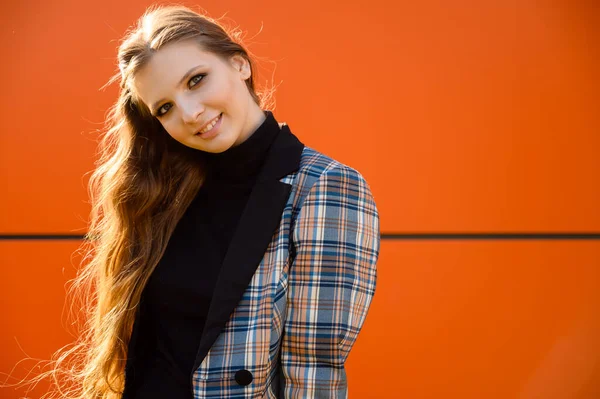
16;5;265;398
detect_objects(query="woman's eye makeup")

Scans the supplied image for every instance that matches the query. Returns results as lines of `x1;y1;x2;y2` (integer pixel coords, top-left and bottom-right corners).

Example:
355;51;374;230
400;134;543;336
154;73;207;117
188;73;206;88
156;103;172;116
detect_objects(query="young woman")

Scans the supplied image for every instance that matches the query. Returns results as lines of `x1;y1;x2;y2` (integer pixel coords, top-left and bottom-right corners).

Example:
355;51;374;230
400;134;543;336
46;4;380;399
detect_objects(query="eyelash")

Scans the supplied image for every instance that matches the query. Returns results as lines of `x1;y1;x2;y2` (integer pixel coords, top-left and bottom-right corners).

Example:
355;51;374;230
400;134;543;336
155;73;206;117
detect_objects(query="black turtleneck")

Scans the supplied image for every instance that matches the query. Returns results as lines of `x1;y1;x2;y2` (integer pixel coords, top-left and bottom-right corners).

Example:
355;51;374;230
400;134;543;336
126;111;281;399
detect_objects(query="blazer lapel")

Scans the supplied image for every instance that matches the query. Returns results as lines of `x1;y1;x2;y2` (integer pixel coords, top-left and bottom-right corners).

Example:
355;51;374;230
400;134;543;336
192;124;305;371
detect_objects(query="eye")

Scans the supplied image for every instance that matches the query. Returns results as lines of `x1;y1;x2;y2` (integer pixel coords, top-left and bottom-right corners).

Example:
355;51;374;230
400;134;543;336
189;73;206;88
154;74;206;117
156;103;172;117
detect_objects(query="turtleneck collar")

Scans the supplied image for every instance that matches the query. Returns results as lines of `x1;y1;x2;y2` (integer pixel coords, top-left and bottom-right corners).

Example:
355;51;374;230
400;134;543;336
203;110;281;182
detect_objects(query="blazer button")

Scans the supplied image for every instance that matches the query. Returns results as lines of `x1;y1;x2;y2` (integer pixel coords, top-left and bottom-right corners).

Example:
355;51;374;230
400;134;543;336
234;369;253;386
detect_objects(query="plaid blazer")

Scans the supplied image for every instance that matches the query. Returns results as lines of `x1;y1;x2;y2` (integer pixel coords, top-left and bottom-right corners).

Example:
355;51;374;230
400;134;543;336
124;123;380;398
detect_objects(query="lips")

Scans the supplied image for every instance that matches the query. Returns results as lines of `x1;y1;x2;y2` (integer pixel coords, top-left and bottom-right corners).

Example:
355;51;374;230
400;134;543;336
197;113;222;135
194;113;223;140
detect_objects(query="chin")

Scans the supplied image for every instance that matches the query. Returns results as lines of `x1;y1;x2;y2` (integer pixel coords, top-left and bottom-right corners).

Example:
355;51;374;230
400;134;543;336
193;135;237;154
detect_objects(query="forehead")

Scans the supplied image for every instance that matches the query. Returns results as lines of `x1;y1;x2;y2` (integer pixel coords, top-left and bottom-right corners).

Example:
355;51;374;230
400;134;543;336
132;40;224;104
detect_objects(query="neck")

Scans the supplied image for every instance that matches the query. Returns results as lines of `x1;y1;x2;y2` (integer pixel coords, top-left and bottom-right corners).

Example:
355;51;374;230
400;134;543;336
233;101;267;147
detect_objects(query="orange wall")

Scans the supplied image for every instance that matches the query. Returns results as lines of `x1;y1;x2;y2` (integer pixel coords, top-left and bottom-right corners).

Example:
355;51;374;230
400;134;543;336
1;1;599;398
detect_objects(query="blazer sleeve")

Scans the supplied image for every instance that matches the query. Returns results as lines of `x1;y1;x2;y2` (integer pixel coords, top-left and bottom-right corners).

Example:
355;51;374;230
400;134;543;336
279;164;380;398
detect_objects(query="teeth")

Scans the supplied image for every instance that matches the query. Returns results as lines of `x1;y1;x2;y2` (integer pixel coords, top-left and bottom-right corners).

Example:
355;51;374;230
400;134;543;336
200;114;220;134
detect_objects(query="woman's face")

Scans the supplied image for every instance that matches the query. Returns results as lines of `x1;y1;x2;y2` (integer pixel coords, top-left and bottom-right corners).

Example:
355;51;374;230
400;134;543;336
132;39;265;153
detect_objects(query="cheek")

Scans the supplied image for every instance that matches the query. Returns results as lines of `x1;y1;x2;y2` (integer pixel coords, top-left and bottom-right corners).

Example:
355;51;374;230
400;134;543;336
161;119;185;140
211;76;239;108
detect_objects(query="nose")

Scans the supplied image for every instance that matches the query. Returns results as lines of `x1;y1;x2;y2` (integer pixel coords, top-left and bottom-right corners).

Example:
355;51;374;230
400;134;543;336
180;100;204;125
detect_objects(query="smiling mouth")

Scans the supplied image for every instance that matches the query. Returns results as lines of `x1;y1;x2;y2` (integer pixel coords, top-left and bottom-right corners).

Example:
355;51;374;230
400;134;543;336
196;113;222;136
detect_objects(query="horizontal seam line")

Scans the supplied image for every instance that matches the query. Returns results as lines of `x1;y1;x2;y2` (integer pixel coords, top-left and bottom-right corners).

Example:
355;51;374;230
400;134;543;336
0;233;599;240
381;233;600;240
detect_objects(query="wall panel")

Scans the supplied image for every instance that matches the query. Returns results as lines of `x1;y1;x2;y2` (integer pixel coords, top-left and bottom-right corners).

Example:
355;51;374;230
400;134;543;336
1;1;598;233
0;241;81;398
2;240;599;398
348;240;600;398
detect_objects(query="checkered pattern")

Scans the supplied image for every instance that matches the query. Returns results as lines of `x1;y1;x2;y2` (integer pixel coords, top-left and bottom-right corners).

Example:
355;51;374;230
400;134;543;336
191;147;380;398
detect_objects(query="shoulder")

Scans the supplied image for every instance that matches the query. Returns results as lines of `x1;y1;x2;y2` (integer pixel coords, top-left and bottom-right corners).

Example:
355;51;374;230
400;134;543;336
297;146;370;189
288;146;374;214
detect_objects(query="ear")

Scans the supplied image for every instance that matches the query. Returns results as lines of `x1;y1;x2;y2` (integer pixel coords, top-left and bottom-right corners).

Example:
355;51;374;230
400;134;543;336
230;54;252;80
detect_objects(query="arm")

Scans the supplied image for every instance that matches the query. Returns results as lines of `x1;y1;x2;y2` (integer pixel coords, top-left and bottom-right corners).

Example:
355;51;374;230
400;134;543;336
280;164;380;398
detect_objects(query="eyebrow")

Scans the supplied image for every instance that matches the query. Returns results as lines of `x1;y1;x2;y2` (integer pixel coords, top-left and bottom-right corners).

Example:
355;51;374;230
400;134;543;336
149;64;207;113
